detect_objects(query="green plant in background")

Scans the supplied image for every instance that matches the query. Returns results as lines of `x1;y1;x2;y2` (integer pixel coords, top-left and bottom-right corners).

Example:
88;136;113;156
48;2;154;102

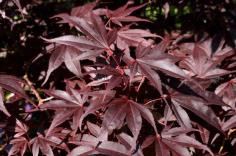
142;2;192;30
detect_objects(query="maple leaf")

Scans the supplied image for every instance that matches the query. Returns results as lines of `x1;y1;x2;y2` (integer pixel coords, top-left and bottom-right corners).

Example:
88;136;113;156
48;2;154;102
0;75;31;116
43;35;104;52
30;127;70;156
167;90;222;132
86;121;108;141
14;119;28;138
77;94;157;139
49;13;116;54
179;44;234;79
68;122;130;156
146;90;192;129
142;127;214;156
101;97;157;139
215;77;236;108
170;99;192;129
173;38;233;61
8;120;29;156
221;115;236;131
95;141;130;156
53;1;102;24
40;88;88;135
8;137;29;156
0;75;29;100
117;132;144;156
105;1;149;26
195;38;233;63
85;66;126;86
71;1;98;18
123;39;188;95
78;89;116;130
43;13;117;84
69;137;130;156
85;66;129;101
116;26;160;52
30;133;61;156
42;44;101;84
68;145;97;156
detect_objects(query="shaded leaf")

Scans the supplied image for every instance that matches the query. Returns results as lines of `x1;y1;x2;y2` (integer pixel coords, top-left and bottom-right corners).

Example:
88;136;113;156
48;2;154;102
0;88;10;116
106;2;149;26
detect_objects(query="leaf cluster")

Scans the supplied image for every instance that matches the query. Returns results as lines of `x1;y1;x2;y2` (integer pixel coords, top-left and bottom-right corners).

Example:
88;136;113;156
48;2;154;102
0;1;236;156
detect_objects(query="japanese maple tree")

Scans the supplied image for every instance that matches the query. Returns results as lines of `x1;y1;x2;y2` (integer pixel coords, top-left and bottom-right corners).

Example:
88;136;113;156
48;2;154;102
1;1;236;156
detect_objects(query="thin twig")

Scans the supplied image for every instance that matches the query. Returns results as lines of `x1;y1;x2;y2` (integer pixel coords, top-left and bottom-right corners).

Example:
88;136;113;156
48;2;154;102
137;76;145;92
23;74;43;105
144;96;165;106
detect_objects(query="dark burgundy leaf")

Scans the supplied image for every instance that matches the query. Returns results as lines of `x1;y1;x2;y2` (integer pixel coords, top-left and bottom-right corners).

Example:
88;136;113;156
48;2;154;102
105;2;149;26
171;92;222;132
101;98;157;137
9;137;28;156
123;39;187;95
68;146;94;156
116;27;159;52
171;100;192;129
179;44;234;79
222;115;236;131
71;1;98;17
96;141;129;156
0;75;29;101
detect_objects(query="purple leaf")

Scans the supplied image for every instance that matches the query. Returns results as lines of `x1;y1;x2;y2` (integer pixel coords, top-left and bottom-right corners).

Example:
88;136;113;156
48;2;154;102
171;100;192;129
0;75;29;101
43;45;65;85
171;92;222;132
165;134;214;156
222;115;236;131
106;2;149;26
68;146;94;156
97;141;129;156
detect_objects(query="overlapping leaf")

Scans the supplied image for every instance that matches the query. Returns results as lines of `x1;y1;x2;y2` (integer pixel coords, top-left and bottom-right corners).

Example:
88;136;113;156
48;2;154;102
0;75;30;116
43;45;101;84
142;127;213;156
8;137;29;156
71;1;98;18
102;97;157;138
179;44;234;79
215;77;236;108
221;115;236;131
40;88;87;135
169;91;222;132
52;13;116;53
9;120;29;156
43;13;118;83
0;75;29;100
116;26;159;52
123;39;187;94
117;133;144;156
30;133;68;156
68;122;130;156
105;1;149;26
